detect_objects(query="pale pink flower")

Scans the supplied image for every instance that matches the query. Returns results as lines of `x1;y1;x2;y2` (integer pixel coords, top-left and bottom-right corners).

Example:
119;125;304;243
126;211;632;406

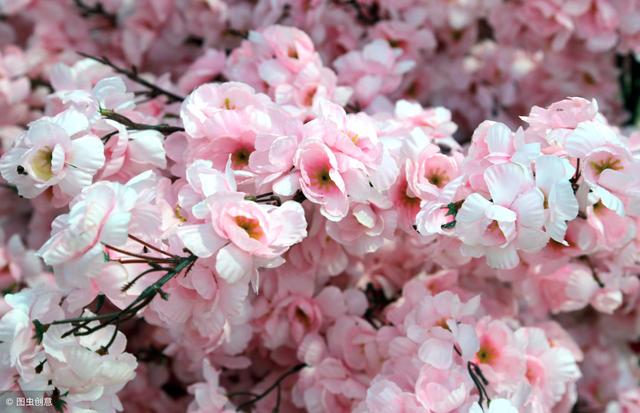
535;155;579;244
0;284;63;389
522;97;600;135
456;162;548;269
415;364;471;413
292;357;368;413
257;25;319;74
313;100;383;171
248;108;303;196
0;109;104;199
357;379;423;413
334;40;415;108
394;101;458;142
567;121;640;215
465;121;540;193
327;316;381;373
178;49;226;94
273;62;352;119
405;291;481;370
515;327;581;412
47;75;135;121
99;120;166;181
180;82;272;140
187;359;235;413
0;232;45;288
48;58;115;93
42;323;137;412
36;173;148;290
406;144;462;201
177;194;307;284
537;263;600;313
473;318;526;393
325;203;397;255
177;159;237;220
294;139;349;221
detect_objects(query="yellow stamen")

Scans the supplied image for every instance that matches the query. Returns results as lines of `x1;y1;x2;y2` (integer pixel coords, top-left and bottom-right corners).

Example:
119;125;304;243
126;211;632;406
30;147;54;181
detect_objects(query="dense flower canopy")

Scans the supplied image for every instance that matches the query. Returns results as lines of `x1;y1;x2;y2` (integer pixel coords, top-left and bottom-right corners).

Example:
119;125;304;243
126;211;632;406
0;1;640;412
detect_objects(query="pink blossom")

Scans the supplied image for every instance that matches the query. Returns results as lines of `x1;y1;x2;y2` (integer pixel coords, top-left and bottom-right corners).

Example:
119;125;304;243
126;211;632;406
0;109;105;199
36;173;146;290
177;194;307;283
295;139;349;221
334;40;415;108
567;121;640;215
187;359;235;413
456;162;548;269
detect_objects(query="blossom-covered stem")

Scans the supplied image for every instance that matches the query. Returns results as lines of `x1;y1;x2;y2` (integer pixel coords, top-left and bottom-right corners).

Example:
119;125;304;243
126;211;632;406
120;267;170;292
115;258;176;265
77;52;185;102
454;345;492;410
128;234;178;258
245;190;307;206
100;109;185;135
235;363;306;411
48;254;197;338
105;244;178;262
468;361;491;410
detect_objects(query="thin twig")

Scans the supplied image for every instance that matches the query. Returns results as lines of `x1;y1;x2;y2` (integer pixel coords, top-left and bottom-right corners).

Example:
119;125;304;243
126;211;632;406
100;109;185;135
235;364;306;411
129;234;178;258
105;244;178;263
77;52;185;103
48;254;197;338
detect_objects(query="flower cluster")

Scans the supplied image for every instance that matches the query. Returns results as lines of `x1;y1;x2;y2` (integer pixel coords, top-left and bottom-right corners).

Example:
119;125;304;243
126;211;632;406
0;1;639;413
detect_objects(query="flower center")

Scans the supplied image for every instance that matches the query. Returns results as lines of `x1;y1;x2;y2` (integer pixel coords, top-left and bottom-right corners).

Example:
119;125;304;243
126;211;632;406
487;220;500;234
347;131;359;144
426;168;449;188
174;205;187;223
235;216;264;240
223;97;236;110
590;156;623;175
303;86;317;107
476;341;497;365
231;147;252;168
30;146;54;181
288;47;298;59
312;167;334;190
435;318;451;331
294;307;311;328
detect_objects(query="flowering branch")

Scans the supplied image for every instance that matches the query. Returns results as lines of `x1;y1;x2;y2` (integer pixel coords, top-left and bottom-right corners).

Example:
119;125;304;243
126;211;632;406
454;345;491;410
232;363;306;411
77;52;185;103
99;108;185;135
468;361;491;410
40;252;197;343
245;190;307;206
